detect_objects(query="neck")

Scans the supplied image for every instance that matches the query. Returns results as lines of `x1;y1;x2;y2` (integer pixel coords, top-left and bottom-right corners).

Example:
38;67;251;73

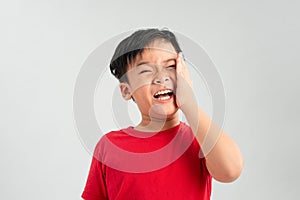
135;113;180;132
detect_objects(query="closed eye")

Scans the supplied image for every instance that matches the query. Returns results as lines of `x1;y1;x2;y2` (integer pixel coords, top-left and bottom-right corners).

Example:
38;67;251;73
139;70;152;74
166;65;176;70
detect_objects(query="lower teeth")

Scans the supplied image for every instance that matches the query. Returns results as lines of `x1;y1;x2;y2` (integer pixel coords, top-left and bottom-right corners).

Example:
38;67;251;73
158;96;170;100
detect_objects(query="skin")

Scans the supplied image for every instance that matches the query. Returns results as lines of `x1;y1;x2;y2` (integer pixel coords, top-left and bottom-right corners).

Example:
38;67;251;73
119;39;244;183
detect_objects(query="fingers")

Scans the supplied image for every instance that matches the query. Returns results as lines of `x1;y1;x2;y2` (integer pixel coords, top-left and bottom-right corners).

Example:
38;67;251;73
176;52;184;75
176;52;193;89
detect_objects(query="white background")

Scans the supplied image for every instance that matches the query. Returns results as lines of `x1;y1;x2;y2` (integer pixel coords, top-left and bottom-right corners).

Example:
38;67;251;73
1;0;299;199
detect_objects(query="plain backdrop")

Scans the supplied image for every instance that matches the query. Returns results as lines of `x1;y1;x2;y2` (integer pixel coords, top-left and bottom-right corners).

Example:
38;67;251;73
1;0;299;199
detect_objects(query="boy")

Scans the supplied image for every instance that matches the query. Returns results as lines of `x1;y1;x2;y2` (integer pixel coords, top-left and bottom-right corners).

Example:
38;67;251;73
82;28;243;200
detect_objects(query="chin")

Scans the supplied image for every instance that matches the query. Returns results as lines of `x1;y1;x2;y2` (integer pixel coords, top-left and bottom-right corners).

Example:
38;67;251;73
150;107;179;120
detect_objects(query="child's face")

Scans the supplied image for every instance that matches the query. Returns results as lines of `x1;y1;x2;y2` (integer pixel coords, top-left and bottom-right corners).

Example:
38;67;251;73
120;39;179;120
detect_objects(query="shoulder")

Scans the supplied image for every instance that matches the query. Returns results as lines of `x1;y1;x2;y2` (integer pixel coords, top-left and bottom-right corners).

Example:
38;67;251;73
95;128;128;146
92;128;128;156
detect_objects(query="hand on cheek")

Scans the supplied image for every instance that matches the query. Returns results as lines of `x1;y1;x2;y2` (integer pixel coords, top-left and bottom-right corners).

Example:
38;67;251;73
175;52;195;109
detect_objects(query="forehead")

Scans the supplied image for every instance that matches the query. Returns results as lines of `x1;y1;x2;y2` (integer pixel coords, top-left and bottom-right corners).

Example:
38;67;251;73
130;40;177;68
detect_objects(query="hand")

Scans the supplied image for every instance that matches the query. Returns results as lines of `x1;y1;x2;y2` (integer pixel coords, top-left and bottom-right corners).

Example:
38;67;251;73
175;52;195;110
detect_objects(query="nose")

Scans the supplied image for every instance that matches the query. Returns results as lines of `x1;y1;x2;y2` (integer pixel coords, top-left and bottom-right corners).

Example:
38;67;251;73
153;73;170;84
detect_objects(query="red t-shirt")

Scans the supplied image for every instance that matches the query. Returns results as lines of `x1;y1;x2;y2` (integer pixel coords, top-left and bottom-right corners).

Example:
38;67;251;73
82;122;212;200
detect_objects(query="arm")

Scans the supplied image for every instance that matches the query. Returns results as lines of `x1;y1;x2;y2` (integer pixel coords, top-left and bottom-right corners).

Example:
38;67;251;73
82;141;109;200
176;53;244;182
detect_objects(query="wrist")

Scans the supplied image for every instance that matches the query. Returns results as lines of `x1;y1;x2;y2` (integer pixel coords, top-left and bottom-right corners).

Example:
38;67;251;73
180;93;198;115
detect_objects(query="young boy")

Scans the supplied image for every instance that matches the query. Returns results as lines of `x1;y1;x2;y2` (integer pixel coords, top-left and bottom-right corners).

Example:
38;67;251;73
82;28;243;200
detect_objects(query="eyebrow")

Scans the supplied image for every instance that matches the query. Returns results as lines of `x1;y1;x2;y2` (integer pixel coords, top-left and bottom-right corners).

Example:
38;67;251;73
136;58;176;67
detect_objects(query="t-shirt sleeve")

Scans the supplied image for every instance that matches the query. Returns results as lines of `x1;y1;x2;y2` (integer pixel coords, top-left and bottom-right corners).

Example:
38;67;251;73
81;155;108;200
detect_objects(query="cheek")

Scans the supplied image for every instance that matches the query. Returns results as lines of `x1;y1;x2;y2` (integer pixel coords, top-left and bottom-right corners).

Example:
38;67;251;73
132;87;153;112
132;85;152;99
169;72;177;82
129;76;153;92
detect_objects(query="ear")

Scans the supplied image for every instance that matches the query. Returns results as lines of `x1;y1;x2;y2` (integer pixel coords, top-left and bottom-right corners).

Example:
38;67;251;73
119;82;132;100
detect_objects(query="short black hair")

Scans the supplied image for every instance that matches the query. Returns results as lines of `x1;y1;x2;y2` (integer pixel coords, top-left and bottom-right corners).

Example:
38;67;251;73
109;28;182;82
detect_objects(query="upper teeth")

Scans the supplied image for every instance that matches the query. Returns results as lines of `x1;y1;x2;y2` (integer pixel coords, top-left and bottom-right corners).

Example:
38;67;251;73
154;89;172;96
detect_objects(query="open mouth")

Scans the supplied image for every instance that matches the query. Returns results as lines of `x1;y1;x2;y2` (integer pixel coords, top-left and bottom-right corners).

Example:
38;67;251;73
153;89;174;101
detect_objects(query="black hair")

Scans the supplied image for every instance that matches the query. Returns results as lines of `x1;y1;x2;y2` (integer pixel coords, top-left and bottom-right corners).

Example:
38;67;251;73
109;28;182;83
